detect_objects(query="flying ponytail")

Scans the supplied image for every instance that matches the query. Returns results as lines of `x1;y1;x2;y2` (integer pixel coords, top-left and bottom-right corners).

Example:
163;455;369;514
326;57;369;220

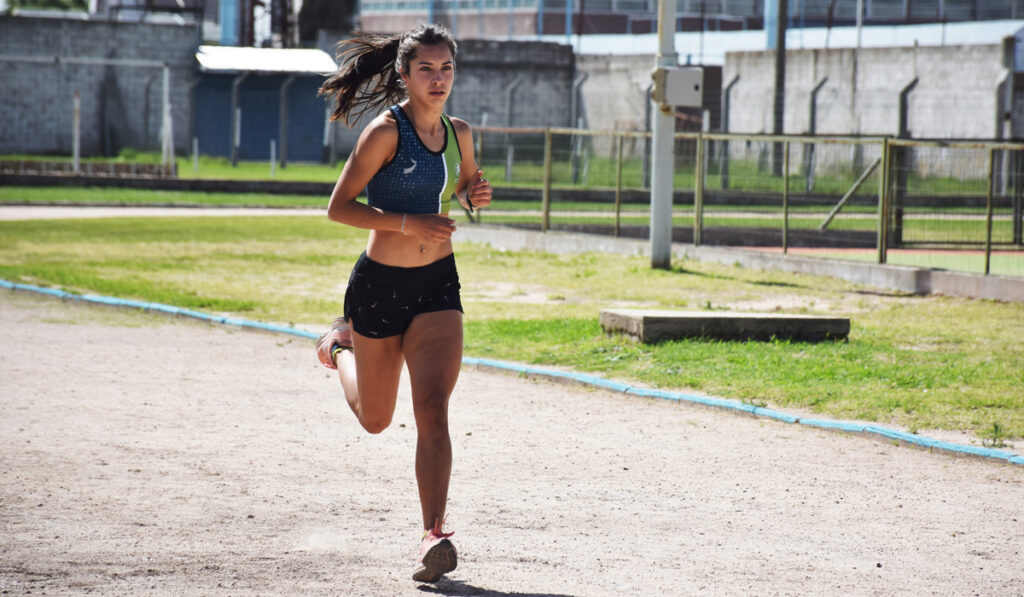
319;24;458;126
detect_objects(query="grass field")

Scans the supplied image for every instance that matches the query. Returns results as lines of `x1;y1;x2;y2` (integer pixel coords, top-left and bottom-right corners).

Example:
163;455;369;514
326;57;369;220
2;212;1022;443
1;152;341;182
4;184;1023;276
0;185;327;208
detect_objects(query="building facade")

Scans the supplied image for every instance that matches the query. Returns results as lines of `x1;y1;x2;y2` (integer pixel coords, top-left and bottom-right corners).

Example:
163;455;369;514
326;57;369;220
358;0;1024;38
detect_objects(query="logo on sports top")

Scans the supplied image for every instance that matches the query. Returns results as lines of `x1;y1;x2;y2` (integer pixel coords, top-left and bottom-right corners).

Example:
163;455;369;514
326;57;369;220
403;158;418;175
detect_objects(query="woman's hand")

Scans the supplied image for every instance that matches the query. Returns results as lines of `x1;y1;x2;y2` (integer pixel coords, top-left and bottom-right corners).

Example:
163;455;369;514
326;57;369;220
403;214;457;244
459;169;492;211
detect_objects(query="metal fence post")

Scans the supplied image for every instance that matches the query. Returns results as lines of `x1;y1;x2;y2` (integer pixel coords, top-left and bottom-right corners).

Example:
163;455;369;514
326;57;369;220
72;91;81;176
783;140;790;254
505;144;515;182
279;74;296;169
614;133;624;237
878;138;891;264
542;128;553;233
230;73;248;167
1015;149;1024;247
694;132;705;246
986;147;996;275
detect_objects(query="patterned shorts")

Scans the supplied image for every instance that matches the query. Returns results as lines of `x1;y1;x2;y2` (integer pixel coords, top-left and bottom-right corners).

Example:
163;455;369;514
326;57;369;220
343;252;463;339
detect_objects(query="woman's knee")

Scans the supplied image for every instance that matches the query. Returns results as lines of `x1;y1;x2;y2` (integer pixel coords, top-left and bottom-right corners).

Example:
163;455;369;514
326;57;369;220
356;390;398;434
413;393;450;433
359;411;393;434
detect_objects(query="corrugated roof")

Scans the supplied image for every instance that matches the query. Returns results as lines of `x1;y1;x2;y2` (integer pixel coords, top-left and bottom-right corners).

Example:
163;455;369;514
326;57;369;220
525;19;1023;65
196;45;337;74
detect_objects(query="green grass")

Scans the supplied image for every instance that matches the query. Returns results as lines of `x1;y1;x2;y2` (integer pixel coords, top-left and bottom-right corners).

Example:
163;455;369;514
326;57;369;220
1;151;341;183
2;214;1023;442
490;153;990;196
0;186;327;208
174;155;341;182
5;185;1021;275
5;185;1013;244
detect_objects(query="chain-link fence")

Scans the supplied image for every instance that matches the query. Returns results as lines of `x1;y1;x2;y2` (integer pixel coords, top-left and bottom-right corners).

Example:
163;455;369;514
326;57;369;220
472;127;1024;277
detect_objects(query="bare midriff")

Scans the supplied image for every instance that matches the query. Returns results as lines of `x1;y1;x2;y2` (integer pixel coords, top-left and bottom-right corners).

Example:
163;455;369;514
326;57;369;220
366;229;454;268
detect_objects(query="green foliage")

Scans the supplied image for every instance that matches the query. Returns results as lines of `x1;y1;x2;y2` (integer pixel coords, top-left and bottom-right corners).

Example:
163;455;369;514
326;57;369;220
10;0;86;11
982;422;1009;449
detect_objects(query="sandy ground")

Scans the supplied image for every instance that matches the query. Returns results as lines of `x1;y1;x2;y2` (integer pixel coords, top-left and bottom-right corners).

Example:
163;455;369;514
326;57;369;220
2;291;1024;596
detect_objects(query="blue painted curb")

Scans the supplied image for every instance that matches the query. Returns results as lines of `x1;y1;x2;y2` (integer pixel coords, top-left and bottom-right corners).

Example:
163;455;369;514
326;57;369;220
5;279;1022;466
1;279;321;341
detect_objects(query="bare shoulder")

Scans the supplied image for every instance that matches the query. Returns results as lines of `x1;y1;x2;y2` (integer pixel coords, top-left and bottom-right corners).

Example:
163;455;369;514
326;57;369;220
448;116;473;136
352;110;399;164
358;110;399;147
449;116;475;154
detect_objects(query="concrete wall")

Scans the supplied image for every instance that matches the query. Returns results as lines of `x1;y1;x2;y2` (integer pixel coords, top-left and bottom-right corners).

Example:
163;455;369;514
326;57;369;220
576;54;653;134
0;16;199;157
722;43;1010;139
450;39;575;129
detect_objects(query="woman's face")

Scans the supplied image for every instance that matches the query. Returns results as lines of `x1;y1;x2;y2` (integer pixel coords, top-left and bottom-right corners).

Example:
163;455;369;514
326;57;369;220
401;43;455;109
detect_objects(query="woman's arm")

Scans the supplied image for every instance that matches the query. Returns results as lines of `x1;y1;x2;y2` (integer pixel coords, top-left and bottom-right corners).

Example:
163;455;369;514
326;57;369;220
451;118;492;212
326;114;401;230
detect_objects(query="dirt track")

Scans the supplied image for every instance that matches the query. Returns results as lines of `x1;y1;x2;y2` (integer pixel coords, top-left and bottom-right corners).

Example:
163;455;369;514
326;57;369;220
2;291;1023;596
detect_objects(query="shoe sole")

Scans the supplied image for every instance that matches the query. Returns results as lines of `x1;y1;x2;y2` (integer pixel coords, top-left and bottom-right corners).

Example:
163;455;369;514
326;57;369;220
412;538;457;583
315;325;353;368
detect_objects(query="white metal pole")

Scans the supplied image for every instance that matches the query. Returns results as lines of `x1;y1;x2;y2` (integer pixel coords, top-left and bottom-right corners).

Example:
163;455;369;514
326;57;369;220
270;139;276;178
163;111;174;176
650;0;677;269
235;107;242;162
72;91;81;175
161;64;172;169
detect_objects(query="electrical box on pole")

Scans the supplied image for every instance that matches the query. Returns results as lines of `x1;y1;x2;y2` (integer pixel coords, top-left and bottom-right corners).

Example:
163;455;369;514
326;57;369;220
650;66;703;108
649;64;703;270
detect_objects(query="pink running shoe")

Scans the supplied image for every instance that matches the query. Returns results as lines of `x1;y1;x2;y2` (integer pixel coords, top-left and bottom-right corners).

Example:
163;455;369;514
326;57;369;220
315;317;353;370
412;519;457;583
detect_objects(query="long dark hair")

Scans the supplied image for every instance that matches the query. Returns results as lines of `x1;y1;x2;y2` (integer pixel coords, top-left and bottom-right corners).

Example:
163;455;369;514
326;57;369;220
319;24;458;126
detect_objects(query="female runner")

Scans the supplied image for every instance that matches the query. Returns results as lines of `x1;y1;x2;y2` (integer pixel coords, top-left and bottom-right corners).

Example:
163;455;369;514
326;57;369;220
314;23;492;583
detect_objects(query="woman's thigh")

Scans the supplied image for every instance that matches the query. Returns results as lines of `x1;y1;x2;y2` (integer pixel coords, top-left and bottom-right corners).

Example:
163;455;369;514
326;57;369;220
402;310;463;424
351;329;405;422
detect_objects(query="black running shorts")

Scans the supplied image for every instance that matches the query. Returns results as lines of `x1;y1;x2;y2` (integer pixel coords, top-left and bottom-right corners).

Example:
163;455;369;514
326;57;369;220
343;252;463;339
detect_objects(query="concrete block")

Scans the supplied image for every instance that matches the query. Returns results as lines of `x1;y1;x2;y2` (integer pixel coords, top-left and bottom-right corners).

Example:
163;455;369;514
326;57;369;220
600;308;850;344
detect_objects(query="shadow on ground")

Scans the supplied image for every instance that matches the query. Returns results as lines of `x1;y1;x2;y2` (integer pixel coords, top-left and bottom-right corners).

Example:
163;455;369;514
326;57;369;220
418;578;576;597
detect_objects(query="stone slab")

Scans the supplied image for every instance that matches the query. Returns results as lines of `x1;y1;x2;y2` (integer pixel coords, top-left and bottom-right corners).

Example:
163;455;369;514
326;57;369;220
600;309;850;343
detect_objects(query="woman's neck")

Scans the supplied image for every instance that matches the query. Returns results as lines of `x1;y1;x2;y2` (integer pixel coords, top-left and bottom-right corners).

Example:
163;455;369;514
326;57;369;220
401;100;444;136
